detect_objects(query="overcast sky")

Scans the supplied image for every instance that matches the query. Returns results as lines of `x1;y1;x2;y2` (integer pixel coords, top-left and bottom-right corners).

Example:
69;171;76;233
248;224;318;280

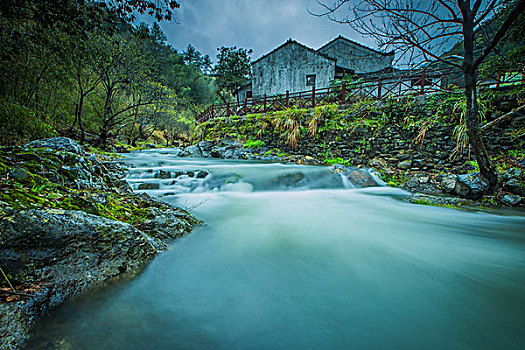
150;0;381;63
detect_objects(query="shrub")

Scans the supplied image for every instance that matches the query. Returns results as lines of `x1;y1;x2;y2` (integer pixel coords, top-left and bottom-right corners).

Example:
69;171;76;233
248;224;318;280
0;100;56;146
243;139;266;149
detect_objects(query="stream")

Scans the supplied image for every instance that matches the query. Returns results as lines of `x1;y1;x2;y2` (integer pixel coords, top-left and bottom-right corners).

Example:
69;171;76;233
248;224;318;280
30;149;525;349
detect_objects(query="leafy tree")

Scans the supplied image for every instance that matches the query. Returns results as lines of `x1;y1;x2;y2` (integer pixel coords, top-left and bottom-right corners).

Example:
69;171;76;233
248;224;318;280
314;0;525;189
0;0;180;25
0;0;217;147
182;44;212;74
213;46;253;103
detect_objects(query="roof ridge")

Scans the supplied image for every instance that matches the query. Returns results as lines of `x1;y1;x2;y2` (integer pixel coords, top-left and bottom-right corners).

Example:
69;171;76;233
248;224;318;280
318;36;394;56
252;39;336;65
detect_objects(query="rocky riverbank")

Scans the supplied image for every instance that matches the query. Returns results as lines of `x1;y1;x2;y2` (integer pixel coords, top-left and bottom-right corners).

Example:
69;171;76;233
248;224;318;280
152;138;524;209
183;92;525;209
0;138;201;349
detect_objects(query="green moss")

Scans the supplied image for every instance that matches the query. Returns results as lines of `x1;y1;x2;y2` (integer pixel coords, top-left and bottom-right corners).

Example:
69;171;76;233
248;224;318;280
243;139;266;149
324;157;351;166
411;198;460;209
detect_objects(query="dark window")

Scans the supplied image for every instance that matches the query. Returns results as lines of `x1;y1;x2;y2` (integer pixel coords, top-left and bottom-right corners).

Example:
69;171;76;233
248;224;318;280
247;91;252;99
306;74;316;87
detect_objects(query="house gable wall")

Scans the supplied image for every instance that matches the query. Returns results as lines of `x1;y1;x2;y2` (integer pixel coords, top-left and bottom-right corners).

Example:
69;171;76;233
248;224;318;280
252;42;335;98
318;38;394;74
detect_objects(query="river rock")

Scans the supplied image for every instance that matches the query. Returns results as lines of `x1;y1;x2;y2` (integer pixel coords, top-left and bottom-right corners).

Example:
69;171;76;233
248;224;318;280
154;170;172;179
405;193;472;207
454;173;489;199
27;137;85;156
198;141;214;157
270;172;305;188
347;169;379;188
368;157;392;174
0;209;162;350
333;165;380;188
138;183;160;190
14;138;120;191
503;179;525;196
183;145;203;157
501;194;522;206
203;173;242;190
440;174;457;193
136;207;195;241
397;160;412;170
8;167;29;182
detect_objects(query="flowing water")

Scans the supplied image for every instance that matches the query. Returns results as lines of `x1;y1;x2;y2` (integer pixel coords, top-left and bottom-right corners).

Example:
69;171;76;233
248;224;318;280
31;149;525;349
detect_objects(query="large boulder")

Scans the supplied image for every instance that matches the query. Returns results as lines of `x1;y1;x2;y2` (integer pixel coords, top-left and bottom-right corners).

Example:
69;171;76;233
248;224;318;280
136;207;195;241
27;137;85;156
0;138;201;349
182;145;203;157
197;141;214;157
0;209;162;350
502;169;525;197
333;165;381;188
9;138;116;191
453;173;489;199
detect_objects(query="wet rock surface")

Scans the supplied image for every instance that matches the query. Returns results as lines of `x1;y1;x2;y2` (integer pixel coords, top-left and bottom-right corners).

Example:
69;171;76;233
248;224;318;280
0;138;201;350
333;165;382;188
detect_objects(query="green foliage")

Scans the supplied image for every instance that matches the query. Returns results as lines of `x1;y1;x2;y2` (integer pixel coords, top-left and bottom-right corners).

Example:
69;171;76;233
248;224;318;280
213;46;252;99
0;2;215;148
243;139;266;149
272;108;307;149
182;44;212;74
0;100;56;146
378;171;407;188
451;95;488;159
264;148;287;158
465;160;480;173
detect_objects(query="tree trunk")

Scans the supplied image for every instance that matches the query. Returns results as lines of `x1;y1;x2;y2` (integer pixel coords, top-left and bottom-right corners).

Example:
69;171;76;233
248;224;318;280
463;72;498;187
97;87;113;148
462;7;498;189
77;94;86;143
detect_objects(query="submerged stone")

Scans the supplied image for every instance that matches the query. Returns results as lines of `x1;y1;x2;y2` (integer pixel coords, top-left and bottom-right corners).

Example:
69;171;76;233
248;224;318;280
138;183;160;190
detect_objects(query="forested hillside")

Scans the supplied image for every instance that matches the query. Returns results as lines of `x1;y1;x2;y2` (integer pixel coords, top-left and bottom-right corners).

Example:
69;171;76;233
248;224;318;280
0;0;216;148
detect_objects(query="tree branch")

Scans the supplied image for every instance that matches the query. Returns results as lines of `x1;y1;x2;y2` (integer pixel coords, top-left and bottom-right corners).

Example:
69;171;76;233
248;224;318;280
474;0;525;68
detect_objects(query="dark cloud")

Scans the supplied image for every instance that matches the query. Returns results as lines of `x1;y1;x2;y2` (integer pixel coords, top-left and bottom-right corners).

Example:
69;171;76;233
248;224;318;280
155;0;380;62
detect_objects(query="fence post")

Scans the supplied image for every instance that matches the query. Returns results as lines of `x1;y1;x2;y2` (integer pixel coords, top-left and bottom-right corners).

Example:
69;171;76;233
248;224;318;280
444;75;449;90
226;101;230;117
243;98;247;115
420;71;425;95
286;90;289;108
377;79;382;99
342;81;346;104
264;94;267;113
311;85;316;108
496;71;502;88
211;104;214;120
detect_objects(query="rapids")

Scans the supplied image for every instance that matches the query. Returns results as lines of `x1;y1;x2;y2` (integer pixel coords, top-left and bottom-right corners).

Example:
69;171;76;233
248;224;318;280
29;149;525;349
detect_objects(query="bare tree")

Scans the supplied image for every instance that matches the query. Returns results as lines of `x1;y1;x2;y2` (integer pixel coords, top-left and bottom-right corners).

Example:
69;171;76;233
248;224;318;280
313;0;525;189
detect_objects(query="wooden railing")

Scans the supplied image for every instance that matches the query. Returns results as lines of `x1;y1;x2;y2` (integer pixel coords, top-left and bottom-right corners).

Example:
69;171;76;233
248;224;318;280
196;68;524;123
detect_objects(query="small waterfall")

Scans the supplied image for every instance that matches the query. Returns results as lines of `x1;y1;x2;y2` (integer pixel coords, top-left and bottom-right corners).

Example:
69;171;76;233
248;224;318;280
125;158;384;196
